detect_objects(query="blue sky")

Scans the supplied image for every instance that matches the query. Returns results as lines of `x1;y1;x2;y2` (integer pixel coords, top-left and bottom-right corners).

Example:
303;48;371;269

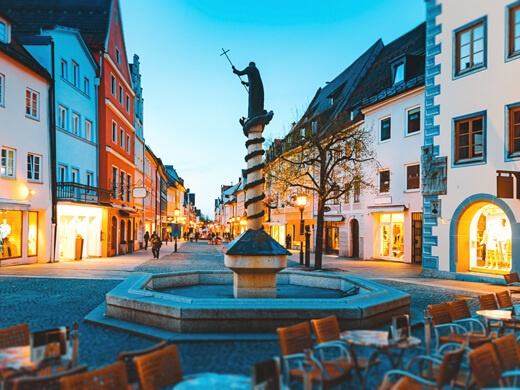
120;0;425;217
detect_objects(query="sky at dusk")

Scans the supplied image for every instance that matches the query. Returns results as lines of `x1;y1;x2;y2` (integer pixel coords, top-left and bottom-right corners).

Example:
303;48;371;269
120;0;425;218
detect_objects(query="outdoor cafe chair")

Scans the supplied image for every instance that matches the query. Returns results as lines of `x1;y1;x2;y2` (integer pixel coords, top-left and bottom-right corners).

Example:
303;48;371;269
117;340;167;386
492;333;520;387
468;342;504;388
277;321;353;388
251;357;282;390
504;272;520;298
134;344;183;390
448;299;491;337
0;324;30;349
59;361;130;390
478;293;499;311
6;364;87;390
379;342;466;390
496;289;514;309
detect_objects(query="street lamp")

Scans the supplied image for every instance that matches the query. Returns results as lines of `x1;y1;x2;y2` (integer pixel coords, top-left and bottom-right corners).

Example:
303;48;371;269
296;193;307;265
174;208;180;252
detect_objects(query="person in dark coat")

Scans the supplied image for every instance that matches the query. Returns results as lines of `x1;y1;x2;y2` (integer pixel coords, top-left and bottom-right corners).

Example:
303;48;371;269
144;231;150;250
150;232;162;259
232;62;265;120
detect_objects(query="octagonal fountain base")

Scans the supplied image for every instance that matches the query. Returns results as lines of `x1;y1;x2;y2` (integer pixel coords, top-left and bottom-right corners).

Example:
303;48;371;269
97;270;410;334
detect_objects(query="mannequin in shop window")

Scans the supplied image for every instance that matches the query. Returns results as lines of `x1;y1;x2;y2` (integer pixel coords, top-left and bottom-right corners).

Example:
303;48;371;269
0;219;11;257
497;219;510;269
483;222;498;269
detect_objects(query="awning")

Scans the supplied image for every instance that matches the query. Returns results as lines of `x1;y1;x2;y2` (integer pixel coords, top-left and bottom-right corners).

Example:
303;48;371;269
118;210;141;217
367;204;409;213
0;198;31;211
324;214;345;222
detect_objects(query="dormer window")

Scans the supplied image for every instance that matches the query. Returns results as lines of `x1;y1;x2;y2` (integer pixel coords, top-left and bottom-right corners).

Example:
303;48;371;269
0;19;9;44
393;62;405;85
327;84;344;107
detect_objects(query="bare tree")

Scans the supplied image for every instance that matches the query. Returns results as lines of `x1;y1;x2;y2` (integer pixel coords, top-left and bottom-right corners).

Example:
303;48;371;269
265;118;378;270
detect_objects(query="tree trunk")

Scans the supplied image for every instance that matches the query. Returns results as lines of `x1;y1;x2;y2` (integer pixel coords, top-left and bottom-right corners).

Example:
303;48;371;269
314;199;325;270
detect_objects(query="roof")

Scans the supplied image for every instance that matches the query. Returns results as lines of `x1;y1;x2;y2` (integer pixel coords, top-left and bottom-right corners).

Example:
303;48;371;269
347;22;426;110
0;0;112;52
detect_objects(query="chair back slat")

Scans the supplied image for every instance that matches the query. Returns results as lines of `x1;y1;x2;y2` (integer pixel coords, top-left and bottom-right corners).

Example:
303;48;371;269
478;293;499;310
277;322;314;356
311;315;341;344
449;300;472;321
134;344;183;390
504;272;520;285
493;333;520;372
436;343;466;386
496;290;513;309
428;303;453;325
59;361;128;390
469;343;503;388
117;340;167;384
0;324;30;349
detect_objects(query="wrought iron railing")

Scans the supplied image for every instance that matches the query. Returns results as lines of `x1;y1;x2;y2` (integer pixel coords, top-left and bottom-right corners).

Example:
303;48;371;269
56;182;112;203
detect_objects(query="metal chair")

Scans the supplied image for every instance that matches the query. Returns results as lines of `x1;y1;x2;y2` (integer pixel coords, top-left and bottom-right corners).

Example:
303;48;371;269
496;290;514;309
59;361;130;390
134;344;183;390
492;333;520;387
0;324;30;349
504;272;520;297
117;340;167;385
277;321;353;389
468;342;504;388
251;357;281;390
7;365;87;390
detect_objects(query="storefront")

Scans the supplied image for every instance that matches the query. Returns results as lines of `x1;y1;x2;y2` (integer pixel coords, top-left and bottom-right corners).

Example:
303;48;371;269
374;212;405;260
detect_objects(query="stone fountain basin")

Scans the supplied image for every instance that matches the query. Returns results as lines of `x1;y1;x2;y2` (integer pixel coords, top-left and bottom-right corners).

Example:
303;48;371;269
103;270;410;333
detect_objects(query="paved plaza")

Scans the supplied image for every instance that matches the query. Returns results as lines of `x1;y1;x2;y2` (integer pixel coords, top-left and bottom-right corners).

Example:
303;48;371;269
0;241;513;388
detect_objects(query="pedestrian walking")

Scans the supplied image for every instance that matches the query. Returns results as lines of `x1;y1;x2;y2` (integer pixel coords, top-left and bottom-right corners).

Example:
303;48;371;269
144;231;150;250
151;232;162;258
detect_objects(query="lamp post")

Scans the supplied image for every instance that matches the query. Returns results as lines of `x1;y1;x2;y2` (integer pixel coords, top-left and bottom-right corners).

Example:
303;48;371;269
296;193;307;265
173;208;180;252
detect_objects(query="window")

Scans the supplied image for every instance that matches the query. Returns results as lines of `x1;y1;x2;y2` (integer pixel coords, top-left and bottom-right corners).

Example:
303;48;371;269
455;19;486;76
71;168;78;184
119;85;123;105
126;134;130;153
27;153;41;182
379;170;390;193
61;60;68;79
1;148;15;178
0;73;4;106
508;4;520;58
393;62;405;84
127;174;132;201
120;171;125;200
112;121;117;143
120;129;124;148
454;114;485;163
126;94;130;112
508;105;520;157
72;113;80;135
112;167;118;198
406;164;420;190
58;165;66;182
407;107;421;134
72;61;79;87
111;75;116;96
58;106;67;129
83;77;90;95
86;172;93;187
311;121;317;133
116;47;120;65
28;211;38;257
380;117;391;142
353;182;360;203
0;21;6;43
0;211;22;258
25;88;39;119
85;120;92;141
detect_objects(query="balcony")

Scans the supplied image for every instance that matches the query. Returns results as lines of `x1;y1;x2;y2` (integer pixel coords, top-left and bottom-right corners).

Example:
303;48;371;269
56;182;112;204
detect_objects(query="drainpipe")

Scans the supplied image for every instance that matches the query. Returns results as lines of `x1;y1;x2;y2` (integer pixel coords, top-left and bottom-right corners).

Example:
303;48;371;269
49;38;58;262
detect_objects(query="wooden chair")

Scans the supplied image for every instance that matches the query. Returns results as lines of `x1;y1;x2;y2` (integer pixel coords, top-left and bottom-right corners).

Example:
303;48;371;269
496;290;514;309
7;365;87;390
59;361;130;390
379;342;466;390
117;340;167;385
0;324;30;349
468;342;504;388
251;357;281;390
478;293;499;310
277;321;353;389
504;272;520;297
492;333;520;387
134;344;183;390
448;299;489;336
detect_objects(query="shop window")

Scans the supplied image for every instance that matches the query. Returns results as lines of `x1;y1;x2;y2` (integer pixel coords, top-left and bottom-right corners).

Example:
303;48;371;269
378;213;404;259
28;211;37;256
0;211;22;259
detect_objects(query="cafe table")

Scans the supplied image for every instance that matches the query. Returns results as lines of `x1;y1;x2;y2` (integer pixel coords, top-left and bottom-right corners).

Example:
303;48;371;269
340;329;422;389
173;372;251;389
475;309;520;336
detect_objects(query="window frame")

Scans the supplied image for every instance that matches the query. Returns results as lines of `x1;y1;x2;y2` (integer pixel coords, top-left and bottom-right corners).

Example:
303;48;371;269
112;121;117;143
72;61;80;87
72;112;80;135
380;116;391;142
405;163;420;191
453;111;486;166
126;134;130;153
119;85;123;105
120;128;124;148
379;169;390;193
0;20;6;43
126;94;130;112
507;103;520;158
58;165;67;182
111;74;116;96
58;105;67;129
1;147;15;178
83;77;90;95
61;59;68;79
27;153;42;182
85;119;92;141
453;17;487;78
507;2;520;60
25;88;39;120
406;106;421;135
0;72;5;107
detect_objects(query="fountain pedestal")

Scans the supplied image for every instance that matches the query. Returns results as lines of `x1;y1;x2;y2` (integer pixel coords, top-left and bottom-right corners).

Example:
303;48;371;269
224;229;288;298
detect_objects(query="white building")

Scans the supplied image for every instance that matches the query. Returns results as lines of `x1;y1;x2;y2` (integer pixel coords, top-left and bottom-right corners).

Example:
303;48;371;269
22;26;102;260
0;15;53;265
424;0;520;277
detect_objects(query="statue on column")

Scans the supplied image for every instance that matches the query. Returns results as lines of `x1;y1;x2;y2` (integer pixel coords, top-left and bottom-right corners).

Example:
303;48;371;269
232;62;266;124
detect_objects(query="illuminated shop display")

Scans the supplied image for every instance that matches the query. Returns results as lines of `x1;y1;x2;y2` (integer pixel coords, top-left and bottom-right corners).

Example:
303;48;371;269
378;213;404;259
0;211;22;259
